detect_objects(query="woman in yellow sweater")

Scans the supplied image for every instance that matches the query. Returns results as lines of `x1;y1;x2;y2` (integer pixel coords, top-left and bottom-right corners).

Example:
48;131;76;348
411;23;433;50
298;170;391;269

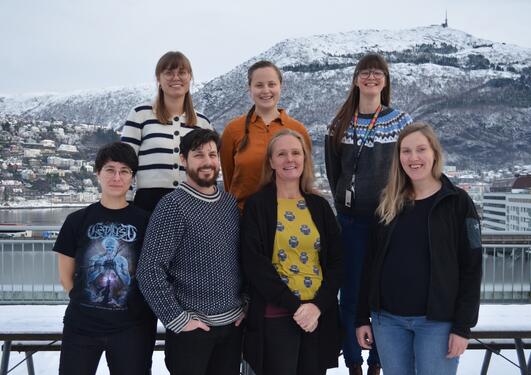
240;129;342;375
220;60;311;209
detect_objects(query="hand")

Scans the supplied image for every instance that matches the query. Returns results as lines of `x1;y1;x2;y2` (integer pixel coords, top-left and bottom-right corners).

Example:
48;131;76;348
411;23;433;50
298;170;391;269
181;319;210;332
293;303;321;332
307;319;318;333
235;312;245;327
447;333;468;358
356;325;373;349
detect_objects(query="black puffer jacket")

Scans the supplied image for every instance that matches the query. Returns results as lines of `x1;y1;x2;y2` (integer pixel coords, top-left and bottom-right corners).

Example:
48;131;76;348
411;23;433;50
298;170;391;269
357;175;482;338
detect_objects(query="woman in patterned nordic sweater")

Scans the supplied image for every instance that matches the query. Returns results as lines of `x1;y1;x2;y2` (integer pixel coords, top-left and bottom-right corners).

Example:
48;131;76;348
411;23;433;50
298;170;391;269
325;53;412;375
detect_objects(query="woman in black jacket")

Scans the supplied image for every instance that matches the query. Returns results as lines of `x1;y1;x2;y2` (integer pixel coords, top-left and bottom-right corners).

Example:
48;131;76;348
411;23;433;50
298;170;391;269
241;129;343;375
356;123;482;375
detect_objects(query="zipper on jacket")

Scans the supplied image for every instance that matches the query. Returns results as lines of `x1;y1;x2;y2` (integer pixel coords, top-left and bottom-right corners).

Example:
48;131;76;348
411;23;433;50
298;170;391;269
425;187;456;318
375;219;397;312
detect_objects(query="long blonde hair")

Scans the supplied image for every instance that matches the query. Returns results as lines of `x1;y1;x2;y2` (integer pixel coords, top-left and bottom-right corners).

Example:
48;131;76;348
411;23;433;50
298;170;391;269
377;122;444;224
260;129;318;195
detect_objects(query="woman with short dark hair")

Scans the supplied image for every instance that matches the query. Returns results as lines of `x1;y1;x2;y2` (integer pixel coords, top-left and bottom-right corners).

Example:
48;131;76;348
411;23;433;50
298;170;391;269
55;142;154;374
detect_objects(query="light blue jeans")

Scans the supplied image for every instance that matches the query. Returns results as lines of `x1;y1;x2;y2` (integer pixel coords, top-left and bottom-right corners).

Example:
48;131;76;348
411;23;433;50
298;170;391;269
371;310;459;375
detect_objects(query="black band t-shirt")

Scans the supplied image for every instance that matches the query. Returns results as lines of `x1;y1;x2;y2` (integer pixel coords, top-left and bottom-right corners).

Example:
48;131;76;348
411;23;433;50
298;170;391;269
53;202;153;335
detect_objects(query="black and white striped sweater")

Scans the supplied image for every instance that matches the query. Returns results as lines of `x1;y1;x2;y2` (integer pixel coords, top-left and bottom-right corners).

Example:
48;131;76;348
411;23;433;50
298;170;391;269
121;103;212;189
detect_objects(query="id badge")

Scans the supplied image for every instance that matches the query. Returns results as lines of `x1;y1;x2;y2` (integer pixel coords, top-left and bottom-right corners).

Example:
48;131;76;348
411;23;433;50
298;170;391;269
345;174;355;208
345;189;352;208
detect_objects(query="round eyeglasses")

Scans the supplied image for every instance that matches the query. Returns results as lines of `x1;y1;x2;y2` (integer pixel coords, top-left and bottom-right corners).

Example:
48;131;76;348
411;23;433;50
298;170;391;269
101;167;133;179
357;69;385;79
161;69;190;80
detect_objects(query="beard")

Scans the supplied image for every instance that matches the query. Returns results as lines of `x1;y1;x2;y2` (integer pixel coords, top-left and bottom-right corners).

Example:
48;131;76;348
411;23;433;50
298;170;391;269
187;166;219;188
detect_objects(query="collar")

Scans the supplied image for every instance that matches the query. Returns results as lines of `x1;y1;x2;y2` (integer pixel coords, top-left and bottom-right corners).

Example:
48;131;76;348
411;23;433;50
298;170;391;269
250;108;286;125
437;174;459;197
178;182;221;202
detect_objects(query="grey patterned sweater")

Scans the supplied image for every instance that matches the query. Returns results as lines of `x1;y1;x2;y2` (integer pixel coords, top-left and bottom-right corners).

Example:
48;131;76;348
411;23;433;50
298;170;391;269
137;182;244;333
325;107;412;217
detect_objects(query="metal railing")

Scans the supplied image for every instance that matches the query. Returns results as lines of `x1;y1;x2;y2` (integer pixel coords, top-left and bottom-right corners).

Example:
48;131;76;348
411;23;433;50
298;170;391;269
0;236;530;304
481;245;531;302
0;239;67;303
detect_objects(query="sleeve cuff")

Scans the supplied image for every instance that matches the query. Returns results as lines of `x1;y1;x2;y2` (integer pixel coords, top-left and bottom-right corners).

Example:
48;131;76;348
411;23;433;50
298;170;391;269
450;325;471;339
166;311;191;334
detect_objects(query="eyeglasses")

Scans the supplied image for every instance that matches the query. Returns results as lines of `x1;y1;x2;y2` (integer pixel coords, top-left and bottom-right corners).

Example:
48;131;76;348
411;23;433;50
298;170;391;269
101;167;133;179
161;68;190;80
357;69;385;79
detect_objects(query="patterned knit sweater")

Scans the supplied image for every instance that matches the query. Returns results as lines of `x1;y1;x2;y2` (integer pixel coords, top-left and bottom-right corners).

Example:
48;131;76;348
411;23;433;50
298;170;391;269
325;106;412;217
137;182;244;333
121;103;212;189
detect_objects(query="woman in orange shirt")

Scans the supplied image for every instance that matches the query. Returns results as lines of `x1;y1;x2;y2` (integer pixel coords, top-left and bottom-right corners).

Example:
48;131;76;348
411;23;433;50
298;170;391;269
220;60;311;209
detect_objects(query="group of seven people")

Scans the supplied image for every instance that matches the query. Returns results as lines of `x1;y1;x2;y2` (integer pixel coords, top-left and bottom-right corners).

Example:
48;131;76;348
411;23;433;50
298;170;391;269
54;50;482;375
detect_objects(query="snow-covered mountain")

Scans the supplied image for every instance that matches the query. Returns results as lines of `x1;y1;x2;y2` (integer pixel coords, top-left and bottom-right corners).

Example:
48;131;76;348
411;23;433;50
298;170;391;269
2;26;531;167
0;84;155;128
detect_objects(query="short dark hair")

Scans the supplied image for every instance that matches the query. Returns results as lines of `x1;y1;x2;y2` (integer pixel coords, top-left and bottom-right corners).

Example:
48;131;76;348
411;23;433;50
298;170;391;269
95;142;138;175
180;129;220;159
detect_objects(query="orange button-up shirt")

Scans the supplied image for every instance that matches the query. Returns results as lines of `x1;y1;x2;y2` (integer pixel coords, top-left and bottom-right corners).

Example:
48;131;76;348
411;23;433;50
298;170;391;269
220;109;312;210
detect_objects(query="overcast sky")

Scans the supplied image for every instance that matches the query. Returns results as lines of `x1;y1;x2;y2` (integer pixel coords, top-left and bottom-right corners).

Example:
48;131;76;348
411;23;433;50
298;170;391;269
1;0;530;95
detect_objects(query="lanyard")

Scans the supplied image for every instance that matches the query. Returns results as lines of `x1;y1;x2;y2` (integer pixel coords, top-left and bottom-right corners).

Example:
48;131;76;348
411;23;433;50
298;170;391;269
346;105;382;208
352;105;381;175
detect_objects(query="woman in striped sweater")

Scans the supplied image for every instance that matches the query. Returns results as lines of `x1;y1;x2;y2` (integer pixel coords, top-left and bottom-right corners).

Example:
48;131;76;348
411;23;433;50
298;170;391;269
121;51;212;212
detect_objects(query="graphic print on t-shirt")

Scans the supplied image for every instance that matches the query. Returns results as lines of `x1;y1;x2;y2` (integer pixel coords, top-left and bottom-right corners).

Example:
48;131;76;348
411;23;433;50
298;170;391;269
82;222;138;310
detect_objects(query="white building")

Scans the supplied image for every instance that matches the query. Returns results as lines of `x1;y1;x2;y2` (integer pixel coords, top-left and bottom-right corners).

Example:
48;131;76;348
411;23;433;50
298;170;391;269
40;139;56;148
47;156;75;168
482;176;531;231
57;144;78;153
23;149;41;158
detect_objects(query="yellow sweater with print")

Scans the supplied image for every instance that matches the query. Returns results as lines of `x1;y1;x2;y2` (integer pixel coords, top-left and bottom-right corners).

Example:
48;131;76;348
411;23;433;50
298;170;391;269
272;198;323;301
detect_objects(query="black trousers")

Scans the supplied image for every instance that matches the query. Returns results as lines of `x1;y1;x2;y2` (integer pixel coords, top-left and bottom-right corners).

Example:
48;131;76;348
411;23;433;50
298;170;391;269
263;316;326;375
59;322;155;375
165;324;242;375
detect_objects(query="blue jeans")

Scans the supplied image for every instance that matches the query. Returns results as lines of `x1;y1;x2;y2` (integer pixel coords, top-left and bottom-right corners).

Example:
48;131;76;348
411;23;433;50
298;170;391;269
371;310;459;375
338;213;379;367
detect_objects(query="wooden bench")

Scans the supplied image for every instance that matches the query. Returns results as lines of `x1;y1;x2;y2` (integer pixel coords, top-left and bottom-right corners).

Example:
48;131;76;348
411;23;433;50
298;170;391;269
1;305;531;375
